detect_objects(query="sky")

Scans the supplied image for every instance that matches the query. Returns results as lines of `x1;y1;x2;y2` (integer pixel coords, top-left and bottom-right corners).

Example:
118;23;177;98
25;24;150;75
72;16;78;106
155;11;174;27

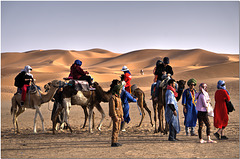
1;1;239;54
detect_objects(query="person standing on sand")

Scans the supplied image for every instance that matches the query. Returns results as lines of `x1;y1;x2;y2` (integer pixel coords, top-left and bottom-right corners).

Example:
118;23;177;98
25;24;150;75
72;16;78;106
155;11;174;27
214;80;231;140
121;66;132;93
165;79;180;141
120;89;138;131
196;83;217;143
182;78;198;136
109;84;124;147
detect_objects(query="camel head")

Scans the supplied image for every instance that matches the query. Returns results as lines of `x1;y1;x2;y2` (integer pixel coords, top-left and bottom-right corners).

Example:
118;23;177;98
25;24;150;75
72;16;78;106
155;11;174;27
44;80;65;92
177;80;186;91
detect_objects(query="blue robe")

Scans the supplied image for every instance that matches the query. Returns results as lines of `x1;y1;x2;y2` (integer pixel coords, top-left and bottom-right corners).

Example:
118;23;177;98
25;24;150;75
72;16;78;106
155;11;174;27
165;89;180;133
182;88;198;127
120;90;137;123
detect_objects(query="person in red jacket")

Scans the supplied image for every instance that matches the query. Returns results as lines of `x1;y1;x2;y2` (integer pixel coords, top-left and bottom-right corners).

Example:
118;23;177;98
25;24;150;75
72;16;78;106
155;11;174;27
214;80;230;140
70;60;92;86
121;66;132;93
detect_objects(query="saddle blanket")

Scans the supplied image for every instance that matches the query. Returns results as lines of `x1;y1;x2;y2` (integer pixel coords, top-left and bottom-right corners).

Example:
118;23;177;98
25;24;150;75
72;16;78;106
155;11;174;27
69;80;90;92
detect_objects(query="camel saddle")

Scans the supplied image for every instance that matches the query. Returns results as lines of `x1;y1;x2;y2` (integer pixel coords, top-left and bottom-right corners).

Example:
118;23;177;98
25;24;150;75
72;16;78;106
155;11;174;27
68;79;90;92
15;84;41;95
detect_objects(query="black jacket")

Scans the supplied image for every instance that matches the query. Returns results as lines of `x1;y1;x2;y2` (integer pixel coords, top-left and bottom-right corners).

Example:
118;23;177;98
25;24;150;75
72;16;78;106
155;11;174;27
154;64;173;80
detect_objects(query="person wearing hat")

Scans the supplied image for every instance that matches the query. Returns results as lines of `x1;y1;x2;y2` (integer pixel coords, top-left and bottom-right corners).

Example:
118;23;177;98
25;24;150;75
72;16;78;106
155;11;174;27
182;78;198;136
109;84;124;147
196;83;216;143
19;65;34;106
121;66;132;93
213;80;230;140
70;60;93;86
165;79;180;141
154;57;174;101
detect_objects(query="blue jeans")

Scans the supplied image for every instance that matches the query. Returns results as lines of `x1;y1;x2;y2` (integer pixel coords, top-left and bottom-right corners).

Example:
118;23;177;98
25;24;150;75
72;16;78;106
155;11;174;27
151;83;156;96
155;80;161;97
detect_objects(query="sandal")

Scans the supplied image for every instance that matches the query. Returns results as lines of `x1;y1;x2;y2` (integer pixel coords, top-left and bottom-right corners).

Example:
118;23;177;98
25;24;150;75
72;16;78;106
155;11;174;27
207;139;217;143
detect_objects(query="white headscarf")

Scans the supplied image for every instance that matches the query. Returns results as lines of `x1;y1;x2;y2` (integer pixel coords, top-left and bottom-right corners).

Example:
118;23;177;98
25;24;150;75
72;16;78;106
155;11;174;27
22;65;33;78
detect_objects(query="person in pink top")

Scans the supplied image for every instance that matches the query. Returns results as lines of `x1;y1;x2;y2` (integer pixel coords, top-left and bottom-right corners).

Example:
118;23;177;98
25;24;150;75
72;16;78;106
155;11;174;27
196;83;217;143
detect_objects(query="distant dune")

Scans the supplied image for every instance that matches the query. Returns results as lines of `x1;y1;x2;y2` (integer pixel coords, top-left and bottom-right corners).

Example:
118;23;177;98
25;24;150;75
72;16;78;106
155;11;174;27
1;48;239;100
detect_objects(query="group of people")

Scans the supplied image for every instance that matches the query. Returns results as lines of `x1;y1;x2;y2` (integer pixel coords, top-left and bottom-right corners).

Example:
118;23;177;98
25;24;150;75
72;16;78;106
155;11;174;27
15;58;232;147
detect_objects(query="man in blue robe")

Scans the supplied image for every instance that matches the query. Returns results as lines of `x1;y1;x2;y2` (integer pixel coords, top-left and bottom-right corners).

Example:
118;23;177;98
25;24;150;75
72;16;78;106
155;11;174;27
165;79;180;141
120;89;137;131
182;78;198;136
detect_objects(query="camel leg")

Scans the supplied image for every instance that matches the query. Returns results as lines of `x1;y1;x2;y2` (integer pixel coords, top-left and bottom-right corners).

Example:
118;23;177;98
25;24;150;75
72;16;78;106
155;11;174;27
37;107;45;133
88;107;94;133
52;106;63;134
95;103;105;131
33;109;38;133
158;105;164;133
63;98;72;133
15;107;25;134
81;106;88;129
153;101;158;133
143;101;153;127
137;106;145;127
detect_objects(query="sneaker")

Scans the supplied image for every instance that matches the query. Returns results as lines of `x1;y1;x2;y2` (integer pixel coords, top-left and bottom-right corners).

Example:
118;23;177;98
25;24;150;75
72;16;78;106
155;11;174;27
199;139;206;144
207;139;217;143
214;132;220;140
221;136;228;140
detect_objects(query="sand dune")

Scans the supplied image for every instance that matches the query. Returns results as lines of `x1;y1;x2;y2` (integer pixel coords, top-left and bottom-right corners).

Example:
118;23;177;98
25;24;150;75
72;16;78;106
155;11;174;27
1;48;239;100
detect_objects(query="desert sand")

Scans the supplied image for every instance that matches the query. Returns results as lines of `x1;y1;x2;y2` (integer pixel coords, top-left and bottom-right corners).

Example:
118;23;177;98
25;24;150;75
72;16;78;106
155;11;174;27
1;48;239;158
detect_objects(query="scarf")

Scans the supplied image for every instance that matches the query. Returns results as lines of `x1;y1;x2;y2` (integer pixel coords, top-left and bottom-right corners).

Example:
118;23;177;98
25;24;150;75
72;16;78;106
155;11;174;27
217;80;230;95
167;85;178;98
22;65;33;78
124;70;131;75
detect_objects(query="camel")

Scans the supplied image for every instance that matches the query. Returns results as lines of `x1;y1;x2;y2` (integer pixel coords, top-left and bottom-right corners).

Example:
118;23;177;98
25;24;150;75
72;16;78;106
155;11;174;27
131;85;153;127
10;80;65;134
152;79;186;134
52;80;118;134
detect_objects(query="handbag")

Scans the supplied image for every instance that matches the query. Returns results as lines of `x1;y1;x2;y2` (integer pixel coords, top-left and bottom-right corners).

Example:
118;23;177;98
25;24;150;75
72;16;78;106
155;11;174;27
225;100;235;114
207;103;214;117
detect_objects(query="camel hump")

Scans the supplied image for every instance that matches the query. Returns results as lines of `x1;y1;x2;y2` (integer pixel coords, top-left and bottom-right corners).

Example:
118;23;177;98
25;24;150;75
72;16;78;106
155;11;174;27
131;84;138;93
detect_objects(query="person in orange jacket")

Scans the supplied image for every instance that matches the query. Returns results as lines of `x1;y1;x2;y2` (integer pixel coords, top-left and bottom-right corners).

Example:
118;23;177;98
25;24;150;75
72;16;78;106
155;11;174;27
121;66;132;93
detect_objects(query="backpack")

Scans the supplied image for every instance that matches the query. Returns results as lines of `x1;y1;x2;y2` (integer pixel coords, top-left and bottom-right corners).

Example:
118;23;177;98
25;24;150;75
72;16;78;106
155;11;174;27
14;71;25;88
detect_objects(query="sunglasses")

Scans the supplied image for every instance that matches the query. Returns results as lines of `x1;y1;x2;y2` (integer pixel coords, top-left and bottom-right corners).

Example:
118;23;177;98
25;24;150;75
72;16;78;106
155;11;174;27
190;83;196;86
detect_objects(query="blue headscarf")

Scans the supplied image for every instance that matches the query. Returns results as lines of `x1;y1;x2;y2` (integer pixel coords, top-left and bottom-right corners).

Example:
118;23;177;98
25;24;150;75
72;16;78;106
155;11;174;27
217;80;230;95
74;60;82;66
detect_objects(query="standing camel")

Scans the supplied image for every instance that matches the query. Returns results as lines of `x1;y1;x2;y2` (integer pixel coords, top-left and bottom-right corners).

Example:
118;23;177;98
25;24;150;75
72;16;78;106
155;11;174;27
131;84;153;127
10;80;65;134
52;80;118;134
152;79;186;134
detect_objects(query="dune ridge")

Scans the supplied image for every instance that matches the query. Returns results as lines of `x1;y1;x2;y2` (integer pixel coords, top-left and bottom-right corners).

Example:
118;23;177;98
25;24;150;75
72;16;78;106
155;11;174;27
1;48;239;100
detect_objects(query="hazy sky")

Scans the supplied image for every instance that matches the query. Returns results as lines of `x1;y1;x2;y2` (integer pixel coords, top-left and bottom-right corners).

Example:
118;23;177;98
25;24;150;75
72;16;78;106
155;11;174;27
1;1;239;54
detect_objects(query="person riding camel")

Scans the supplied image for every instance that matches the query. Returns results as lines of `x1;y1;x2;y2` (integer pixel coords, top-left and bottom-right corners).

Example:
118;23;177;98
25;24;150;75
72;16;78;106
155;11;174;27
69;60;93;87
121;66;132;93
154;57;174;101
19;65;34;106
